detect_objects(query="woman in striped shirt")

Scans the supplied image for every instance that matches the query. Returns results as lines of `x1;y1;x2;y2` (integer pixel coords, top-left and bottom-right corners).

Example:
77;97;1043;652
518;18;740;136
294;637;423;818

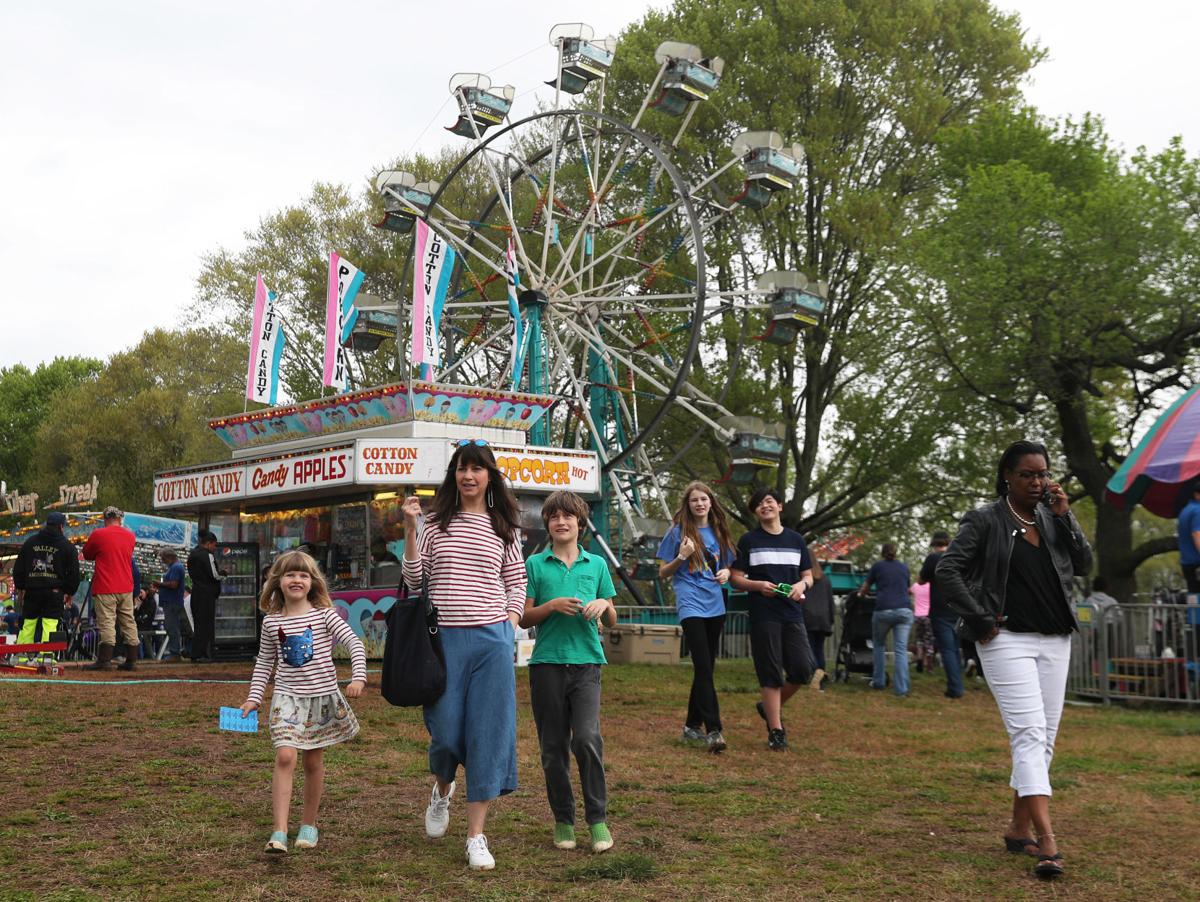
402;439;526;871
241;550;367;854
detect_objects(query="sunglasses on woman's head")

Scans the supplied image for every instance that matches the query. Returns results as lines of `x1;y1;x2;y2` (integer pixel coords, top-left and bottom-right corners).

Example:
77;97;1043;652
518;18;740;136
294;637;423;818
455;439;489;447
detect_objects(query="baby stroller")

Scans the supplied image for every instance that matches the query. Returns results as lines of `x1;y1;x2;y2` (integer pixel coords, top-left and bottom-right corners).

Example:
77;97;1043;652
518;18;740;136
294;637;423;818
834;593;880;684
65;584;98;662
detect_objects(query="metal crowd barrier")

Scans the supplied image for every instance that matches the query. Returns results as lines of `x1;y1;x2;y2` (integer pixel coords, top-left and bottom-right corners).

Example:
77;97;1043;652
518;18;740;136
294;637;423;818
612;606;753;659
1069;601;1200;706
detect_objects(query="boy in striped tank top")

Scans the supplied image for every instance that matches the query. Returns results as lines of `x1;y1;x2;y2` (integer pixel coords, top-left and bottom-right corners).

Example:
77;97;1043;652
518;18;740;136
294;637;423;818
240;550;367;853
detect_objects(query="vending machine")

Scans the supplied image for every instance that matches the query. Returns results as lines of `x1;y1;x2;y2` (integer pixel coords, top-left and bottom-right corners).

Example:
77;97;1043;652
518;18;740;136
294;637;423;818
213;542;260;657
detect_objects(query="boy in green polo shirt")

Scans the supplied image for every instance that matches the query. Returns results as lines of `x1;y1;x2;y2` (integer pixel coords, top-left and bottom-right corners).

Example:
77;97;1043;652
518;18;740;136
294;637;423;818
521;491;618;854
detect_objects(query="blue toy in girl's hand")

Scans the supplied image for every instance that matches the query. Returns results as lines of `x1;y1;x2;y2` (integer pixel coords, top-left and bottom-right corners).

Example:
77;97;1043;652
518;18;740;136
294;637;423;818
220;707;258;732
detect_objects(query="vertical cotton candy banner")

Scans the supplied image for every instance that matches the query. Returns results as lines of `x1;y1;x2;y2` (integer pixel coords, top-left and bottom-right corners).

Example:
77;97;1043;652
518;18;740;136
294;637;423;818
411;220;456;380
246;275;285;405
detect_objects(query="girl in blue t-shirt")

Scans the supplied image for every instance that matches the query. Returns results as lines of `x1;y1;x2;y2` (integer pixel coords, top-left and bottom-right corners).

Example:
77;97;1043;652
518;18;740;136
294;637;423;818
656;481;736;752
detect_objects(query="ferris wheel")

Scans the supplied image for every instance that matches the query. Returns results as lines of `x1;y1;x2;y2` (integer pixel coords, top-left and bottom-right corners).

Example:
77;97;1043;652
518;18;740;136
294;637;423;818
374;23;828;557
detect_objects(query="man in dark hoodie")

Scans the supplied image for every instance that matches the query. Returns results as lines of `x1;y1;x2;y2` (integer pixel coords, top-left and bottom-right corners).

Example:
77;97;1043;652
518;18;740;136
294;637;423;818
14;512;81;656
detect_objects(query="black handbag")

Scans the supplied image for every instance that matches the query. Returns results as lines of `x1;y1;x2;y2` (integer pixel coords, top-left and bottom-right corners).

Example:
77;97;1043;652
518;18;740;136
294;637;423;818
381;576;446;707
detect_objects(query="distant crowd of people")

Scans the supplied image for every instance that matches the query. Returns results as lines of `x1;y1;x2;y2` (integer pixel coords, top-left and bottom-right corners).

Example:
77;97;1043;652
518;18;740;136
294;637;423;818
2;509;225;667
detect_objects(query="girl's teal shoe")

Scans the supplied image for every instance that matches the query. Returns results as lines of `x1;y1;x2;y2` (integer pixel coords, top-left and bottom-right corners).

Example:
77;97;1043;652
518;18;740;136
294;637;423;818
265;831;288;854
295;825;319;849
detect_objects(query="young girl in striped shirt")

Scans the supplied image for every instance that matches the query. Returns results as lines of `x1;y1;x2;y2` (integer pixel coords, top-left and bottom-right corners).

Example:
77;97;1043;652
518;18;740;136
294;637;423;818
240;550;367;854
401;439;526;871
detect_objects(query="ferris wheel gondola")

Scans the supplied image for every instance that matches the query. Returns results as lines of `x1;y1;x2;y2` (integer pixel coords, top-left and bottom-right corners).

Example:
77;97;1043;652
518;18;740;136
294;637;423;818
374;170;440;234
445;73;516;138
546;23;616;94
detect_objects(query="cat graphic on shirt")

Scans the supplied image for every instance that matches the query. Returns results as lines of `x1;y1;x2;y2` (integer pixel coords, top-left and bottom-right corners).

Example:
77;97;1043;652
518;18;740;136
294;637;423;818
279;627;314;667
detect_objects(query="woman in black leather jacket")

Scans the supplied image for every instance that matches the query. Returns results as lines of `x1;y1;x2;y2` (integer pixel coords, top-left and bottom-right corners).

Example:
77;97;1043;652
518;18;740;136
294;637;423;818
936;440;1092;880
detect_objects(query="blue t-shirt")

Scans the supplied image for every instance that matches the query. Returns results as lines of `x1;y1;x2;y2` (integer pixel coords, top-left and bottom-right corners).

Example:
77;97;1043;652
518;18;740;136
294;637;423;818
657;525;732;620
159;561;186;606
865;559;911;610
1178;499;1200;566
734;526;812;623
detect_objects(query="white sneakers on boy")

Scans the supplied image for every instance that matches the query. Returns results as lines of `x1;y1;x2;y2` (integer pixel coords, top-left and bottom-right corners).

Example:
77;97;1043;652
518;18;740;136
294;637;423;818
425;780;455;838
465;834;495;870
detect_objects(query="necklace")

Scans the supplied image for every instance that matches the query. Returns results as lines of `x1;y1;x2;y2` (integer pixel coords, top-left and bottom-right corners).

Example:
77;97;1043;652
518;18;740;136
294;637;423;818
1005;496;1036;527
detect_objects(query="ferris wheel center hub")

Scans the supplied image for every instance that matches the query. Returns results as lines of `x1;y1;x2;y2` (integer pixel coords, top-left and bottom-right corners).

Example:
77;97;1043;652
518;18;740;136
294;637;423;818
518;288;550;308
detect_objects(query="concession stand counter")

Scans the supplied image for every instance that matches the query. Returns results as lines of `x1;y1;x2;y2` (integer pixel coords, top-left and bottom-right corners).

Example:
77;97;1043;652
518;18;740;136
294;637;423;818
152;381;602;656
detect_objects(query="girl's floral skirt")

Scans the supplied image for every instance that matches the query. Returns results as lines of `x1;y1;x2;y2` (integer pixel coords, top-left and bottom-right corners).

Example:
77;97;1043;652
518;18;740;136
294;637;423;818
269;688;359;749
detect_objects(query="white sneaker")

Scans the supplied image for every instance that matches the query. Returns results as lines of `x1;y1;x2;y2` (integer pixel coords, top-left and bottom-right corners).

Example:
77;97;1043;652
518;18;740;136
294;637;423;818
424;780;455;838
465;833;495;870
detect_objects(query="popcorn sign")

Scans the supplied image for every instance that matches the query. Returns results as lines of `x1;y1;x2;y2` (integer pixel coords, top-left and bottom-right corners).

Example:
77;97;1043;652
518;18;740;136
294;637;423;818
493;447;600;495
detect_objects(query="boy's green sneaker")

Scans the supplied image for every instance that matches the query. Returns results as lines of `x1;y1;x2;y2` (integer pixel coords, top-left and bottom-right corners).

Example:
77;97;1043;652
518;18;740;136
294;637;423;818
554;823;576;849
295;825;318;849
590;822;613;853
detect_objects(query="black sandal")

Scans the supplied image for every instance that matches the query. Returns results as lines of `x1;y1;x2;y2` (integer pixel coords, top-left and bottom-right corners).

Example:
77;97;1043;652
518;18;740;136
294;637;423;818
1034;853;1064;879
1003;835;1038;856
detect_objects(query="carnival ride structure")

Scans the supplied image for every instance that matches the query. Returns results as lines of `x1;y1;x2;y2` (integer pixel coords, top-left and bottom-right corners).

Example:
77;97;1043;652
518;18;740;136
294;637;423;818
372;24;828;576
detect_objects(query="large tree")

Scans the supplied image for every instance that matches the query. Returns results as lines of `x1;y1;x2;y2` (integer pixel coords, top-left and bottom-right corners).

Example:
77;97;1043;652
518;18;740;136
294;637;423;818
29;327;246;513
0;357;101;491
600;0;1041;537
911;106;1200;598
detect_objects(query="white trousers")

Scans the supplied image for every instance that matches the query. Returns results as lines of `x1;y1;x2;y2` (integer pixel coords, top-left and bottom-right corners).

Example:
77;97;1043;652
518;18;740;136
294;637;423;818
977;630;1071;797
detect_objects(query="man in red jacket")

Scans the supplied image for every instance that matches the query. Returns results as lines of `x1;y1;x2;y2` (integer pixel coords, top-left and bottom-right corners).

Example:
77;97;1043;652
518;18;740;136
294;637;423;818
82;506;138;671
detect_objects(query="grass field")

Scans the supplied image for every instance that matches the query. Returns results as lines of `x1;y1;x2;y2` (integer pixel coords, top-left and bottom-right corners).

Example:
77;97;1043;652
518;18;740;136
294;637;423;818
1;659;1197;901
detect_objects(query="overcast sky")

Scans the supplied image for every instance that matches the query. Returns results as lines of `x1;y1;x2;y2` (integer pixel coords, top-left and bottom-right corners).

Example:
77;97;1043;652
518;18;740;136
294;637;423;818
2;0;1197;372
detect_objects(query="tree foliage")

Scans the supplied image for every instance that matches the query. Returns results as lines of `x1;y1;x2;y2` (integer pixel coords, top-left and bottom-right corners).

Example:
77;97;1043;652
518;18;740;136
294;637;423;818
28;327;246;514
0;357;102;491
911;105;1200;596
192;147;498;403
601;0;1041;539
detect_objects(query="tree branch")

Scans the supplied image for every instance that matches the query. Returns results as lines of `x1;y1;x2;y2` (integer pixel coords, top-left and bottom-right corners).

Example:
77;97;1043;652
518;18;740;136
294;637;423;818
1128;535;1180;571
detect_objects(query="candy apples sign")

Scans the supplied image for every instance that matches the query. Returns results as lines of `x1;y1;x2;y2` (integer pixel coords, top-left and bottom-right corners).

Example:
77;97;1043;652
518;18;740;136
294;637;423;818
246;447;355;497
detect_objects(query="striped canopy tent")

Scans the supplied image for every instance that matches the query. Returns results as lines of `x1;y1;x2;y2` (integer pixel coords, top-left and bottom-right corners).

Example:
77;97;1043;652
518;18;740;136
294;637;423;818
1105;384;1200;518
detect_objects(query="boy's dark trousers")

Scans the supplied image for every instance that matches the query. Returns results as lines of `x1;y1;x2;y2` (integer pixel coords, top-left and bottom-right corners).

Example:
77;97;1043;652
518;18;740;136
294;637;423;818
529;663;607;826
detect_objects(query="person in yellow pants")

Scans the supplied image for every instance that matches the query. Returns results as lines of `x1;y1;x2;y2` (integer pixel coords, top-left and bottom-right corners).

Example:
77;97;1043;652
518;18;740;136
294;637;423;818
16;603;60;663
14;512;80;664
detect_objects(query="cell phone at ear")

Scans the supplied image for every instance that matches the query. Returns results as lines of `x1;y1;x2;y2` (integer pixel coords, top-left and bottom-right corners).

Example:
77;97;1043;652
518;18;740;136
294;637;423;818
1041;489;1054;506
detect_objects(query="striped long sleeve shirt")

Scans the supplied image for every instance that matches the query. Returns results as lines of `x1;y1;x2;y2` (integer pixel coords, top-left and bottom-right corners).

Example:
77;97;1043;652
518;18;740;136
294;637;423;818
246;607;367;706
402;512;526;627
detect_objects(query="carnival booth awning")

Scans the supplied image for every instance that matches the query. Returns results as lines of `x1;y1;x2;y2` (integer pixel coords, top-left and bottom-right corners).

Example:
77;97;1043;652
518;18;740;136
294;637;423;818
1105;383;1200;518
